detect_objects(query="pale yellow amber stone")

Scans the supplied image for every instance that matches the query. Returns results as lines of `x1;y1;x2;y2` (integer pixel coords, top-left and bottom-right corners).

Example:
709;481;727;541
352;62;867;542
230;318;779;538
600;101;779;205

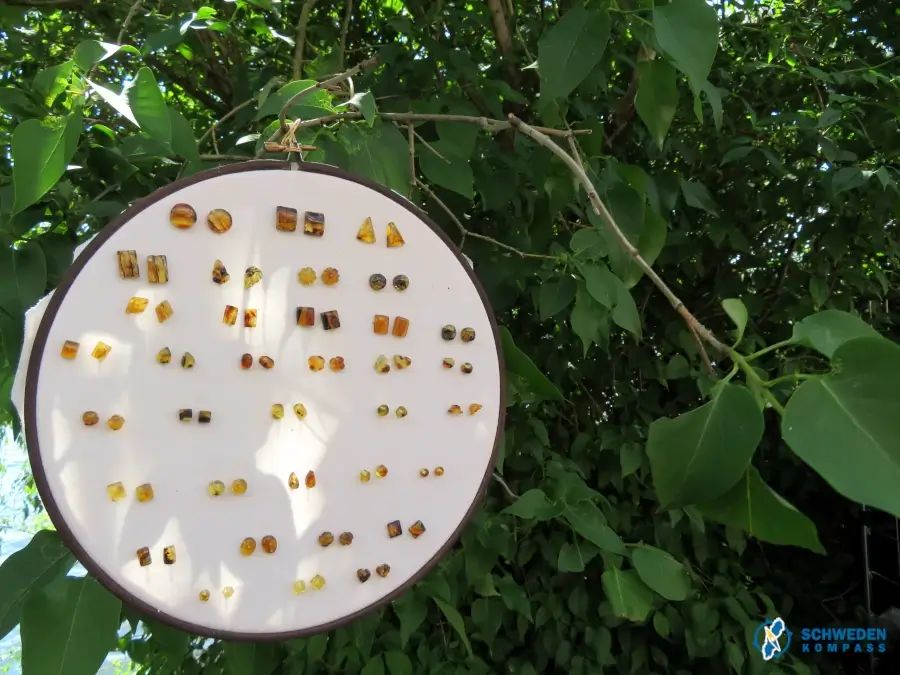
223;586;234;598
310;574;326;590
155;301;174;323
272;404;285;419
298;267;316;285
199;590;210;602
107;482;126;501
91;342;112;361
208;480;225;496
240;537;256;556
135;483;154;502
107;415;125;430
359;470;371;483
293;580;307;595
357;217;376;243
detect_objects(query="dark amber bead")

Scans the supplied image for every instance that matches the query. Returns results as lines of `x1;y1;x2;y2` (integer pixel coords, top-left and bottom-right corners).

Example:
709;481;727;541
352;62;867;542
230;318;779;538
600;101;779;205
461;327;476;342
305;471;316;488
441;325;456;341
304;211;325;236
318;532;334;547
357;568;371;583
339;532;354;546
198;410;212;424
241;353;253;369
392;275;409;291
387;521;402;538
297;306;316;327
461;362;473;374
375;564;391;578
321;310;340;330
163;546;176;565
178;408;192;422
259;355;275;369
276;206;298;232
369;273;386;291
261;535;277;553
137;547;151;567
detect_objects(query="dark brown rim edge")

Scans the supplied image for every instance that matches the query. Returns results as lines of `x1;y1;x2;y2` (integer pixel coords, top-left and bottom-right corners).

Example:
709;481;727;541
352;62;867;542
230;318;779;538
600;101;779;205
24;159;507;643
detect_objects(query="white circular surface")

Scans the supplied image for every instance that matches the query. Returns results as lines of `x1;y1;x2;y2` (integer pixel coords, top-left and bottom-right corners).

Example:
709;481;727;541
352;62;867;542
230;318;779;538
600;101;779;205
26;164;502;637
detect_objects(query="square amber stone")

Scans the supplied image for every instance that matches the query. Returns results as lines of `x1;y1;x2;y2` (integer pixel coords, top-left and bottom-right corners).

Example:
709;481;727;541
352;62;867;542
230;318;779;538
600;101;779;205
223;305;238;326
244;309;257;328
136;483;154;502
61;340;79;359
386;520;402;538
276;206;298;232
297;307;315;327
373;315;389;335
392;316;409;338
163;545;176;564
304;211;325;236
117;250;140;279
147;255;169;283
321;310;340;330
155;300;174;323
91;342;112;361
106;482;126;502
137;547;151;567
409;520;426;538
125;297;149;314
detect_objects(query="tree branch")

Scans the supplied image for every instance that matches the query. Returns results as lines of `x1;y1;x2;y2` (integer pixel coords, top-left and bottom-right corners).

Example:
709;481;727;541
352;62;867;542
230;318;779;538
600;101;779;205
338;0;353;70
407;124;416;199
116;0;144;45
1;0;84;7
292;0;321;80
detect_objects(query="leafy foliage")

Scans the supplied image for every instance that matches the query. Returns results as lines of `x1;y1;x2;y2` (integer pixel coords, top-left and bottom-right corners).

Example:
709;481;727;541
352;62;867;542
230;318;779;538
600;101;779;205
1;0;899;673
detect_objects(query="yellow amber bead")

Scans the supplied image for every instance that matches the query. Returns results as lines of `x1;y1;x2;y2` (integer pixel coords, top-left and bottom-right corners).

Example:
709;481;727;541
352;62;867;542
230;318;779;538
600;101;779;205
147;255;168;284
208;480;225;496
137;547;151;567
157;347;172;364
223;586;234;598
135;483;154;502
294;403;308;419
396;407;408;418
117;250;139;279
107;415;125;430
375;464;388;478
359;470;371;483
329;356;345;372
244;309;258;328
377;405;389;417
288;472;300;489
308;356;325;372
207;208;232;233
170;203;197;229
448;405;463;416
318;532;334;547
272;404;285;419
293;580;307;595
91;342;112;361
419;468;429;478
386;222;405;247
223;305;238;326
163;545;176;565
199;589;210;602
276;206;298;232
374;355;390;373
310;574;326;590
244;266;263;289
393;355;411;370
469;403;483;415
155;300;174;323
461;327;476;342
83;411;99;426
232;479;247;495
212;259;230;284
434;466;445;476
298;267;317;285
240;537;257;556
107;482;126;501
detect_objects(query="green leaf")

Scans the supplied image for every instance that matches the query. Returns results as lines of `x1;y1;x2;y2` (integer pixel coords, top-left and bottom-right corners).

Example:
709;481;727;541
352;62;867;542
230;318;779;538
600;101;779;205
384;651;413;675
558;543;586;573
125;67;172;146
343;119;411;195
393;593;427;647
73;41;138;70
86;79;138;126
564;502;626;554
539;276;577;321
809;276;829;308
581;262;616;308
635;59;678;149
345;91;377;126
665;355;690;380
11;112;82;215
362;654;385;675
647;383;764;509
224;642;257;675
621;443;643;477
499;326;564;402
570;285;604;356
433;598;473;657
254;79;332;120
601;568;654;622
145;619;190;661
21;576;121;675
13;242;47;312
611;277;642;339
782;336;900;518
0;530;75;640
653;611;670;638
502;488;557;520
419;141;474;199
680;179;718;215
0;88;44;119
790;309;879;358
722;298;748;344
570;229;608;259
32;60;75;107
698;467;825;553
169;108;200;163
537;7;611;102
631;545;692;601
653;0;720;87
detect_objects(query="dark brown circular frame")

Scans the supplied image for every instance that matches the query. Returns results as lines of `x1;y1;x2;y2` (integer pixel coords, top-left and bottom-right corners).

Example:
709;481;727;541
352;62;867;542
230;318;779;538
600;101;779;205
24;159;507;642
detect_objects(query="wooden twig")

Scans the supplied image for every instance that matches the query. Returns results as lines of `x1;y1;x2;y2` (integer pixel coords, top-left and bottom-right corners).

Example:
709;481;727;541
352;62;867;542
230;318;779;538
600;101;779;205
198;98;255;149
292;0;320;80
117;0;145;45
338;0;353;70
407;124;415;200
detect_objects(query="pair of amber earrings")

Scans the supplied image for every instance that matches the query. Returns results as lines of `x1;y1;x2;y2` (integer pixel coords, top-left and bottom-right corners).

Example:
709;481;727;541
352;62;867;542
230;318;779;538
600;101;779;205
357;565;391;582
107;482;153;502
156;348;195;368
137;545;175;567
369;273;409;291
83;412;125;430
116;250;169;283
359;465;389;481
208;479;248;495
273;404;308;420
239;535;277;555
169;203;239;234
178;409;212;423
357;218;405;247
318;531;354;547
387;520;426;539
61;339;112;361
121;297;173;323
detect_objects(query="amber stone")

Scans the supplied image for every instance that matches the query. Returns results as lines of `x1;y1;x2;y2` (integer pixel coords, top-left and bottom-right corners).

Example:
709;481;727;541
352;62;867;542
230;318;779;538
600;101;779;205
244;266;263;289
155;300;174;323
294;404;308;419
199;589;210;602
339;532;354;546
377;405;389;417
244;309;258;328
419;468;429;478
395;406;408;418
434;466;445;477
308;356;325;371
469;404;483;415
461;362;473;374
232;479;248;495
89;342;111;361
207;208;233;233
136;483;154;502
157;347;172;364
318;532;334;547
359;470;371;483
107;482;126;501
442;358;455;369
261;535;277;553
376;564;391;578
208;480;225;496
310;574;326;590
240;537;257;556
147;255;169;284
181;352;195;369
373;315;389;335
386;521;402;538
298;267;317;285
392;274;409;291
117;250;140;279
137;547;151;567
293;580;307;595
369;273;386;291
222;305;238;325
461;327;476;343
198;410;212;424
392;316;409;338
125;297;149;314
375;464;388;478
305;470;316;488
107;415;125;430
393;355;411;370
357;217;376;243
288;472;300;489
321;267;340;285
241;353;253;369
223;586;235;598
212;259;230;284
272;404;285;419
448;405;463;416
163;545;176;565
259;355;274;369
441;325;456;341
276;206;298;232
409;520;426;538
374;355;391;374
321;310;340;330
304;211;325;236
179;408;192;422
386;222;405;247
61;340;79;359
83;411;99;426
357;569;371;583
170;203;197;229
297;306;315;327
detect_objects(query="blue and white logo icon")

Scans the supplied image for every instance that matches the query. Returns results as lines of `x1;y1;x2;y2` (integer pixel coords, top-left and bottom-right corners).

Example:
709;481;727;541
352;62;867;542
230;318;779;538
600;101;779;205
753;617;792;660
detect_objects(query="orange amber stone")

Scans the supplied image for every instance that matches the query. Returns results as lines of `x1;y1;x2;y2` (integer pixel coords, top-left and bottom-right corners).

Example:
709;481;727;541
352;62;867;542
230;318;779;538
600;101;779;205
409;520;426;538
329;357;345;372
240;537;256;556
321;267;340;285
297;306;315;327
244;309;258;328
170;203;197;229
223;305;238;326
207;208;232;233
373;315;389;335
155;301;174;323
308;356;325;371
241;353;253;369
261;535;277;553
392;316;409;337
276;206;298;232
469;403;483;415
434;466;445;476
305;470;316;488
386;222;405;247
448;405;463;416
61;340;79;359
375;464;388;478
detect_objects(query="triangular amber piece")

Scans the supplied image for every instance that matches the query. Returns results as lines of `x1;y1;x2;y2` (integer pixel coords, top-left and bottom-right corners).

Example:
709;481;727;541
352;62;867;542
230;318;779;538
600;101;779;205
386;222;405;248
357;217;376;244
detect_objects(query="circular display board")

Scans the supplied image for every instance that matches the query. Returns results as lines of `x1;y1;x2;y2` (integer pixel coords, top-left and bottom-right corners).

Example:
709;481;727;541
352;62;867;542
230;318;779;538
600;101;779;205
24;161;505;640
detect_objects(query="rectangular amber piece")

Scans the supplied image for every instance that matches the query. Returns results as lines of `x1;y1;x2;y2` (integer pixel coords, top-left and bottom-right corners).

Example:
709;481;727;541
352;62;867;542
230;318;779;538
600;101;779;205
106;482;126;502
392;316;409;338
125;297;149;314
147;255;169;283
155;300;173;323
137;547;151;567
223;305;238;325
136;483;154;502
373;315;389;335
61;340;79;359
244;309;257;328
321;310;340;330
304;211;325;236
179;408;192;422
198;410;212;424
409;520;426;538
117;250;140;279
297;306;315;327
91;342;112;361
276;206;298;232
163;546;176;565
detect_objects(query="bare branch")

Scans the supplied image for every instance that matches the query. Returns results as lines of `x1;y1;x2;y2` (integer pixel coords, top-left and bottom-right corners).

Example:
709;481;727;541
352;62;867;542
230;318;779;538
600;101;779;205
2;0;84;7
414;178;466;246
292;0;321;80
407;124;415;200
198;97;255;149
116;0;145;45
338;0;353;70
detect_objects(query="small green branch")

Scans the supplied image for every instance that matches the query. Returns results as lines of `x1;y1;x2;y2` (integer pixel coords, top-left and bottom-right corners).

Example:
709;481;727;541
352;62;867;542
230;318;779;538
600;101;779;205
730;350;786;415
763;373;817;389
743;339;796;364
